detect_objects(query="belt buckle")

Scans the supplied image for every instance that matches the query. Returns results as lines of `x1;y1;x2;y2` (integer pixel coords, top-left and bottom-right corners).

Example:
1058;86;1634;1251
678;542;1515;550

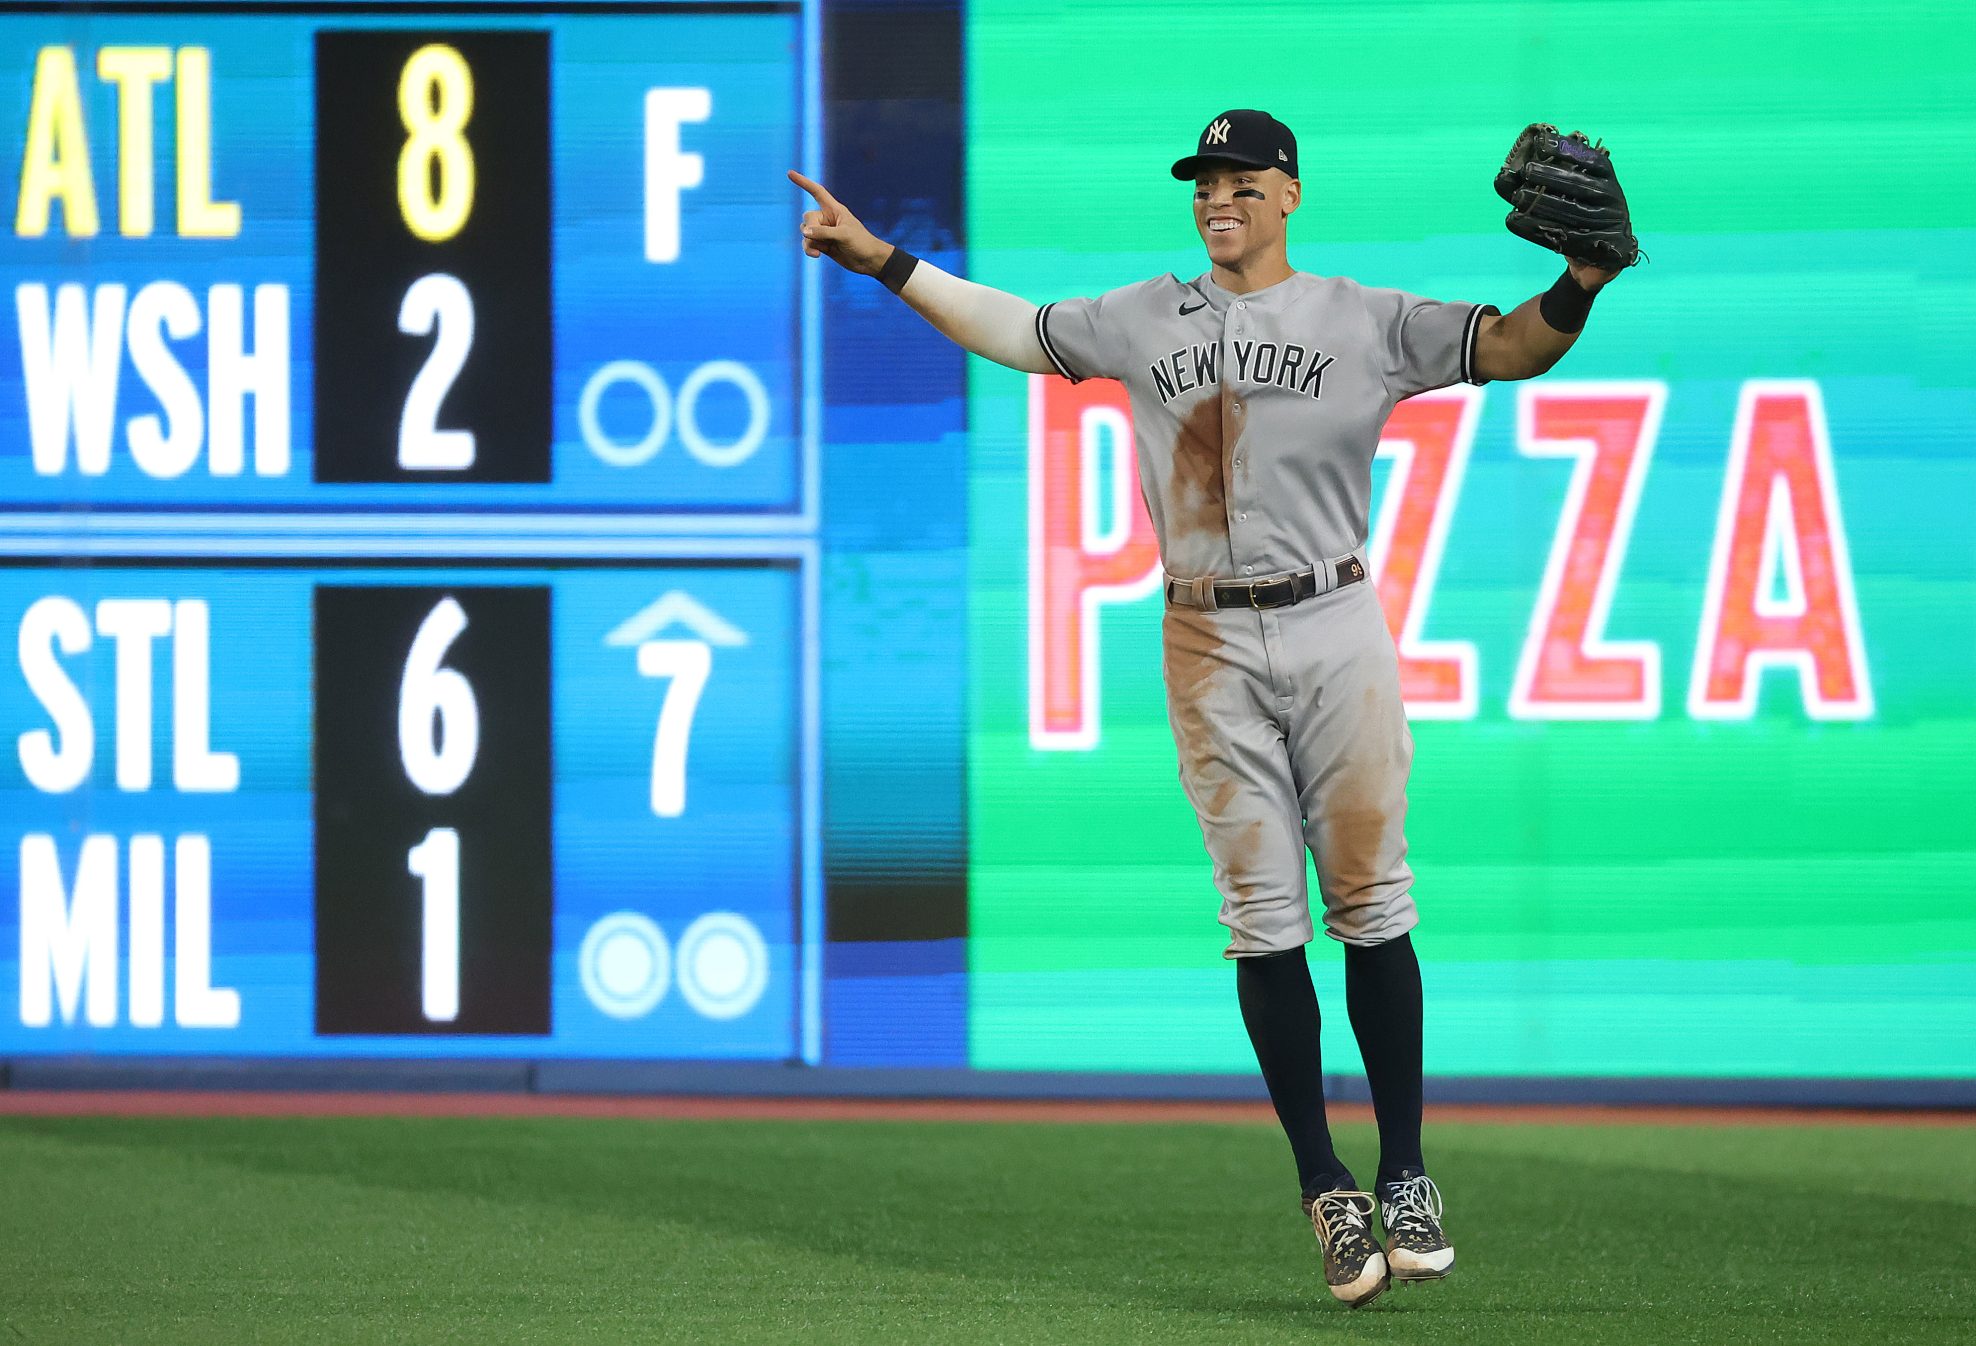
1249;575;1294;609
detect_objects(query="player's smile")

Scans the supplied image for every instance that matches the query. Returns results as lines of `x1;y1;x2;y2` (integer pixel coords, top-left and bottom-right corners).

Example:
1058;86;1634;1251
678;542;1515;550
1196;199;1257;262
1192;165;1295;277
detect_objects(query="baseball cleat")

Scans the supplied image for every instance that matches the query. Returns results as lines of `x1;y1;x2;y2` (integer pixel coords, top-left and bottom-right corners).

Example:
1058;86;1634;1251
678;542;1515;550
1302;1189;1391;1308
1378;1170;1455;1281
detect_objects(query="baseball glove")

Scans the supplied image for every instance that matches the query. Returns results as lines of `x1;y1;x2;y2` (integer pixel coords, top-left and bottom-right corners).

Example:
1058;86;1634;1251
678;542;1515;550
1494;123;1641;271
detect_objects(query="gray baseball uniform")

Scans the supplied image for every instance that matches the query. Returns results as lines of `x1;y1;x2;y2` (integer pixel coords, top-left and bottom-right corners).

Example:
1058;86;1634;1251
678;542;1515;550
1036;270;1491;954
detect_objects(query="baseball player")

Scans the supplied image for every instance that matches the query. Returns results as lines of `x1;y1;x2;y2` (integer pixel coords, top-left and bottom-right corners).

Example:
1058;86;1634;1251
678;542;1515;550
792;109;1637;1309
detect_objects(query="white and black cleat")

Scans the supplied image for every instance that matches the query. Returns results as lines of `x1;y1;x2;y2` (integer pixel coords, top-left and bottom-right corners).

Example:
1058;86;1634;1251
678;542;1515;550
1378;1170;1455;1282
1303;1189;1392;1308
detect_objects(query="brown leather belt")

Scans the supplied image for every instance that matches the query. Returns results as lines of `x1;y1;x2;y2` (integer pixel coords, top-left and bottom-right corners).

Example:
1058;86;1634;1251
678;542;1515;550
1164;555;1367;611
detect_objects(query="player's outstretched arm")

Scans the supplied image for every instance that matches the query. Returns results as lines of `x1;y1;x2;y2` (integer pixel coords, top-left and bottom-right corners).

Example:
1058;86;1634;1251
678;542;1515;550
1471;260;1616;382
789;171;1055;375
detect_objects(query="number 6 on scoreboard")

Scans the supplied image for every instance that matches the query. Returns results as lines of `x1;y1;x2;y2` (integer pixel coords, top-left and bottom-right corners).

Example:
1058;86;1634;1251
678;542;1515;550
636;639;711;818
398;597;479;794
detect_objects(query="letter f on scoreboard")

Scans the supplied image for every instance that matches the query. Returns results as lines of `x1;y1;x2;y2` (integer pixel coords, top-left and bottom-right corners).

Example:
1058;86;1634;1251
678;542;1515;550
644;88;711;264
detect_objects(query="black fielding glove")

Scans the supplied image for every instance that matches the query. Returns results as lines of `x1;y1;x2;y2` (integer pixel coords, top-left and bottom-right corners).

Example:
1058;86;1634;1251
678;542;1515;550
1494;123;1642;272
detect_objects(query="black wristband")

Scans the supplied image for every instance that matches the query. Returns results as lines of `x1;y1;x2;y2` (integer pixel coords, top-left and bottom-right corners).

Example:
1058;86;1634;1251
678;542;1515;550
1537;268;1596;334
877;245;920;295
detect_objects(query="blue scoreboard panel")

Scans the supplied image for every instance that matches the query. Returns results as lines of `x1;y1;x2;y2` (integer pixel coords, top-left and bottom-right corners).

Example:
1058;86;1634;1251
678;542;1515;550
1;2;824;1061
1;7;808;523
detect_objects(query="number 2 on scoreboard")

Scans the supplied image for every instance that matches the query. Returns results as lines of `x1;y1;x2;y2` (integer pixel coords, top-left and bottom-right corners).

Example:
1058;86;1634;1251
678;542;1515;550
398;274;475;470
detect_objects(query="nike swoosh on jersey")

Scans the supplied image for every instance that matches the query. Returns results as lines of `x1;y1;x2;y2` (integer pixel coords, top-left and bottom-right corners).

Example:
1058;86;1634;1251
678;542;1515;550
1179;300;1208;315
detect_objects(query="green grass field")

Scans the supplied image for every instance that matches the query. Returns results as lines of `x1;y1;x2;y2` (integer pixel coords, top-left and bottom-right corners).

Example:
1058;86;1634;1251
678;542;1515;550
2;1112;1971;1343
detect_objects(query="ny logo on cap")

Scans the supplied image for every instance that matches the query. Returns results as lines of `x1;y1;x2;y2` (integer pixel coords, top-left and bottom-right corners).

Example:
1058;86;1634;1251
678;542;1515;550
1206;118;1231;145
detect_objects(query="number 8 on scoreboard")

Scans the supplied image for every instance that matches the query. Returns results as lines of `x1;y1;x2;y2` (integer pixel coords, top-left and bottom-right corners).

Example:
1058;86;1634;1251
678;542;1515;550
313;31;552;484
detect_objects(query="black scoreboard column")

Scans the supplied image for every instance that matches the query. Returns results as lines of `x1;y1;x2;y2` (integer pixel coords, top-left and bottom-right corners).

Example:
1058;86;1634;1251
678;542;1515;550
314;586;553;1034
313;31;552;482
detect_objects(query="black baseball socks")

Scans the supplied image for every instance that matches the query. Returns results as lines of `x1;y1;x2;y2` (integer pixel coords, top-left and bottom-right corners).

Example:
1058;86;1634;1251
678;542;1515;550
1238;935;1428;1197
1235;946;1354;1197
1345;932;1427;1189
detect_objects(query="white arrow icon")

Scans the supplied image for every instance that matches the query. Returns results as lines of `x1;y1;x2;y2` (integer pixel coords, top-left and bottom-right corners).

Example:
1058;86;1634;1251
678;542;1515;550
603;591;749;648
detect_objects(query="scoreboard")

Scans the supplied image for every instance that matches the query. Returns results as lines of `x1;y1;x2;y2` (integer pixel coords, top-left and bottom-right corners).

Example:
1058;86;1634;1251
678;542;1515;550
1;6;808;520
1;2;824;1061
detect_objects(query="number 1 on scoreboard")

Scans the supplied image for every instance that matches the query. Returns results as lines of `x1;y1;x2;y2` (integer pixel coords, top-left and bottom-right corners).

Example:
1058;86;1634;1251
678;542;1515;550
407;826;460;1022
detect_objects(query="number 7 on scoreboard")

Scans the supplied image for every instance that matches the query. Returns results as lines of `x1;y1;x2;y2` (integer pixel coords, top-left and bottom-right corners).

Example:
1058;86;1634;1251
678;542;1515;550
637;639;711;819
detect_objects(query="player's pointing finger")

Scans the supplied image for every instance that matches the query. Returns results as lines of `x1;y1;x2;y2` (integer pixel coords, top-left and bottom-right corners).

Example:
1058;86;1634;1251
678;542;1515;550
787;170;842;218
787;169;883;275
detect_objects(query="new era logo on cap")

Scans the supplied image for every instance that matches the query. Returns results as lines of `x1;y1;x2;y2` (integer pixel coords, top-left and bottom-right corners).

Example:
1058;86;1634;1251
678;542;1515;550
1171;109;1299;181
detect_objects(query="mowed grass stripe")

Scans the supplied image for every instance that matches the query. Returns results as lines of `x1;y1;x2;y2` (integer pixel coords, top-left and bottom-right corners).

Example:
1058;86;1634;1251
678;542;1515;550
1;1115;1970;1344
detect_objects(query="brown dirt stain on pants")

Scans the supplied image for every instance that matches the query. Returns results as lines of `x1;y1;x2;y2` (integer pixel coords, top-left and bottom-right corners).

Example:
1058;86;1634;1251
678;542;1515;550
1310;682;1411;918
1158;391;1232;797
1160;393;1279;928
1225;819;1267;887
1162;604;1233;815
1163;607;1275;922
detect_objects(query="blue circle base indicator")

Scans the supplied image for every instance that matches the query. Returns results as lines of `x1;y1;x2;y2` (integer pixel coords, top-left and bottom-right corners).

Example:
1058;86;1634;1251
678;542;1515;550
676;912;769;1021
579;912;672;1020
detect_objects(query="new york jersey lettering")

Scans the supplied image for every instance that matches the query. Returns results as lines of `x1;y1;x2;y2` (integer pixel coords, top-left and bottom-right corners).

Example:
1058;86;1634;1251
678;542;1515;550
1149;343;1220;404
1232;340;1334;401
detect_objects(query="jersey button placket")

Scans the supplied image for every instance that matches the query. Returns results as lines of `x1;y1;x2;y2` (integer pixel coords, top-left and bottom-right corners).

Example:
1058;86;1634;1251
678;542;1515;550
1225;302;1240;557
1220;304;1245;573
1224;396;1245;559
1244;289;1277;672
1224;302;1255;577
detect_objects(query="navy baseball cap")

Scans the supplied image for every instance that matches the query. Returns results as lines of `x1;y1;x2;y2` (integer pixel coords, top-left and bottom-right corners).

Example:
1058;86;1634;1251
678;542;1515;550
1171;109;1299;180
